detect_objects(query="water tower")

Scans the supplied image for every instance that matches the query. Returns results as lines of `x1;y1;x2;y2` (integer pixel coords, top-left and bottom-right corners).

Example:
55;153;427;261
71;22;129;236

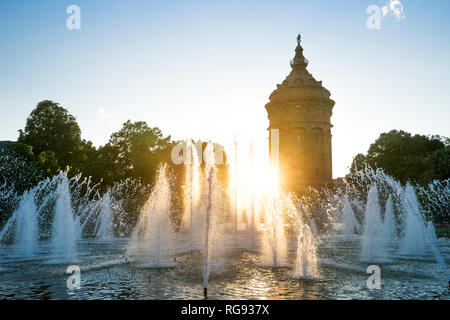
266;34;334;191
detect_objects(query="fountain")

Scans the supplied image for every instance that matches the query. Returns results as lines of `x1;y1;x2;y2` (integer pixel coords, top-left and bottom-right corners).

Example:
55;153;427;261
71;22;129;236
342;194;360;238
13;189;39;257
233;137;238;248
203;167;214;297
0;143;449;299
50;172;81;263
95;190;115;239
383;194;397;241
400;185;427;255
400;184;449;282
360;186;389;262
0;177;53;250
294;224;319;279
260;185;289;267
0;172;82;262
427;221;437;242
127;165;175;267
248;143;257;248
201;142;227;297
309;218;318;238
183;140;201;251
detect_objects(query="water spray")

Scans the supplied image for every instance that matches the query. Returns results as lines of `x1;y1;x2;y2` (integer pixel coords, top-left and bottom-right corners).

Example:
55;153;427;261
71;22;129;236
249;143;256;249
403;185;449;284
190;141;194;253
203;167;214;298
234;136;238;249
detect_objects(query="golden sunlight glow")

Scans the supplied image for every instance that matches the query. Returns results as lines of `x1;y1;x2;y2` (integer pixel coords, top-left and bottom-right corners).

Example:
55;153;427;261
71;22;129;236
228;141;280;227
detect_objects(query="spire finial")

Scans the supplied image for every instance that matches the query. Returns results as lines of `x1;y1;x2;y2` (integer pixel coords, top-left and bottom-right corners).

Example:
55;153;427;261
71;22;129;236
290;33;308;68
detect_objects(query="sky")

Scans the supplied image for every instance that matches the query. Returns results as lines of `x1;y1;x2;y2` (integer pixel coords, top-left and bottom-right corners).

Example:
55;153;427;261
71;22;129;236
0;0;449;178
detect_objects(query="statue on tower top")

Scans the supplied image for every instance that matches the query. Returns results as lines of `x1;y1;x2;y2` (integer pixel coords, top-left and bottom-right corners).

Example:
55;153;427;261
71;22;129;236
296;33;301;45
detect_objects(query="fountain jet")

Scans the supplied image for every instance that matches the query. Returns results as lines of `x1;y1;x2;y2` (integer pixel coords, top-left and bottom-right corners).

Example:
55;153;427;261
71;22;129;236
50;172;81;263
401;184;449;282
96;190;115;239
342;194;360;238
294;224;319;279
260;185;289;267
383;194;397;241
14;189;39;257
127;165;175;267
361;186;389;262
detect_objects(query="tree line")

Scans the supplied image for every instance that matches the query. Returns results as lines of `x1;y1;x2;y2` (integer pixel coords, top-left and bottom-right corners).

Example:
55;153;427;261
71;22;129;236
0;100;232;228
348;129;450;186
1;101;448;214
12;100;176;187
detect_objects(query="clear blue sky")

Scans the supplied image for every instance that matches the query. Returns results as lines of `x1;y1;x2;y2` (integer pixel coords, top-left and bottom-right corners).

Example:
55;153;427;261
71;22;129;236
1;0;449;177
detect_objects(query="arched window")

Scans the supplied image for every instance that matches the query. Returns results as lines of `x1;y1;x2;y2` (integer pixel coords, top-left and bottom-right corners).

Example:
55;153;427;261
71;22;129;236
293;127;305;144
312;128;323;144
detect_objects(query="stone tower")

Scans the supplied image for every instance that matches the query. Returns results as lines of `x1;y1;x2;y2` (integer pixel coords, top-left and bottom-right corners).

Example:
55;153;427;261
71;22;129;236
265;34;334;191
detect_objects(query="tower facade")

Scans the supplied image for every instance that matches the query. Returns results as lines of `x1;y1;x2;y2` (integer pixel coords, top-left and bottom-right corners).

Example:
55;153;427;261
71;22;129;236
266;35;334;191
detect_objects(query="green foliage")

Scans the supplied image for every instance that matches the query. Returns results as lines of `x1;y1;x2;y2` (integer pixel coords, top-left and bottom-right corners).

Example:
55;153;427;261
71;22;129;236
0;142;44;194
0;182;18;227
0;142;46;225
18;100;82;171
38;150;60;176
4;142;35;162
16;102;177;189
99;120;173;185
416;179;449;225
71;140;105;184
430;146;450;180
436;226;450;238
2;100;232;232
294;186;343;235
349;153;367;176
348;130;449;185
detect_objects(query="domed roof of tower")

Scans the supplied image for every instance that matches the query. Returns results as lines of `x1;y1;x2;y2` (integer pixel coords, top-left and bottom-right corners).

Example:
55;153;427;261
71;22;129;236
271;34;331;98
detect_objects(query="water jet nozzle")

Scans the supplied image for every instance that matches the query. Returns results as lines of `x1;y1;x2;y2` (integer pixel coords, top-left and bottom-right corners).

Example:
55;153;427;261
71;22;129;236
204;287;207;297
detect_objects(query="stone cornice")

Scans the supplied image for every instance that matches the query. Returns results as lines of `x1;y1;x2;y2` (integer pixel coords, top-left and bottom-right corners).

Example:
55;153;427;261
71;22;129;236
268;120;333;130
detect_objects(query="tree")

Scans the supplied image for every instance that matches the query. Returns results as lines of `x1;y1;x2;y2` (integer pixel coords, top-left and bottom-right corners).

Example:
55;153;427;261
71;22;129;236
97;143;121;185
348;130;449;185
67;139;103;183
349;153;368;175
0;142;44;194
18;100;82;170
4;142;35;163
0;143;44;225
430;146;450;181
38;151;60;176
102;120;172;184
